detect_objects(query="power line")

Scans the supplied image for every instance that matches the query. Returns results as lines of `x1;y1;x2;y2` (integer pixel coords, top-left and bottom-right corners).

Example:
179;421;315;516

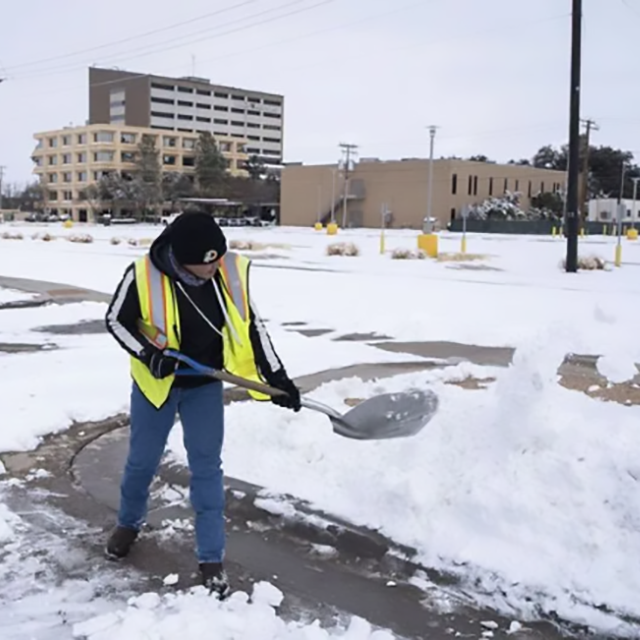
281;11;570;74
11;0;328;82
4;0;256;73
5;9;567;105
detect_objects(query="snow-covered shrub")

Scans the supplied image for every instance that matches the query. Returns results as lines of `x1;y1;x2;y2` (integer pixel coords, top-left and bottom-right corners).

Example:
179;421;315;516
40;233;55;242
110;237;122;245
67;234;94;244
229;239;266;251
326;242;359;257
1;231;23;240
437;252;487;262
468;191;526;220
127;238;138;246
391;248;427;260
560;255;608;271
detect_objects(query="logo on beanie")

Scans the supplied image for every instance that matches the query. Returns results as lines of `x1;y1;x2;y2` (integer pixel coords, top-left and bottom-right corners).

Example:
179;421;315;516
203;249;218;263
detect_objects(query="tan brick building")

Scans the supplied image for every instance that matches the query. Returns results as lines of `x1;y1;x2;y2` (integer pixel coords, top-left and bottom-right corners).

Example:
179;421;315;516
281;158;567;229
32;123;248;222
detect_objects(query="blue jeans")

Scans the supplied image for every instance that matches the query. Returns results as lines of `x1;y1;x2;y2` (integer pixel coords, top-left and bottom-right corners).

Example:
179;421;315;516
118;381;225;563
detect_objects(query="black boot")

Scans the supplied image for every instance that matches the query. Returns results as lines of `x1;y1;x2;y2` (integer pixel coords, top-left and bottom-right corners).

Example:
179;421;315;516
200;562;230;599
105;526;138;560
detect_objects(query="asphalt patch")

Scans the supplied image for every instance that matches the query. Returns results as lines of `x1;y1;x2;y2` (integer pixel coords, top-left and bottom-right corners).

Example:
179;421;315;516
0;342;57;353
34;319;107;335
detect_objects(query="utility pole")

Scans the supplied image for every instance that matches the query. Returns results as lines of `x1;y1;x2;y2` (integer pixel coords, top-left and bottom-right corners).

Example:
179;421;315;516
426;126;439;225
565;0;582;273
339;142;358;228
618;161;627;205
0;166;5;212
330;167;337;223
579;118;598;222
631;176;640;229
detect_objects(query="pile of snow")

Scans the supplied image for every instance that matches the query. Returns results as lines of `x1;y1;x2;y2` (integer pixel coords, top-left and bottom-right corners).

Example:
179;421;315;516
73;582;392;640
167;337;640;632
597;353;639;384
0;287;36;304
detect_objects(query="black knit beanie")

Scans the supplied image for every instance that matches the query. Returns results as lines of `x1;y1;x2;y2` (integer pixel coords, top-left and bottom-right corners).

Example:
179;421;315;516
169;212;227;265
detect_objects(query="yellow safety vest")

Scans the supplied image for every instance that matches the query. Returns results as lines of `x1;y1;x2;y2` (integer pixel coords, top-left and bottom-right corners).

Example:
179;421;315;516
130;251;268;409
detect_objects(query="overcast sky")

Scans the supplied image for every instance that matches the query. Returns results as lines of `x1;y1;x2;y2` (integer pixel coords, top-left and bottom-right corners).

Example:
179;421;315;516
0;0;636;185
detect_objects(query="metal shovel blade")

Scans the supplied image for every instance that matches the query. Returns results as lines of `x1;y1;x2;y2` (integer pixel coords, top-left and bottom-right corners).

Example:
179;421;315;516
302;388;439;440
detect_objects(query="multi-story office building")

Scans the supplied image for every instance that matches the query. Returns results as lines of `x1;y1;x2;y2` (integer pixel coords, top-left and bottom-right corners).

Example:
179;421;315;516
32;123;248;221
88;67;284;167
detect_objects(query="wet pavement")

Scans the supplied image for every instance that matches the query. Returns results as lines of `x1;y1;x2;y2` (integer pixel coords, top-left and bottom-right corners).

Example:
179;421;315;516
34;319;107;335
0;342;57;353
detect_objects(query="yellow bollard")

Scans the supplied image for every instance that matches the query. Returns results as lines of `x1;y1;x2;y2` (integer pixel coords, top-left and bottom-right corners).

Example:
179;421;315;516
580;228;585;238
460;235;467;254
615;243;622;267
314;222;323;231
603;225;607;236
417;233;438;258
552;226;557;238
326;222;338;236
627;228;638;241
63;219;73;229
380;230;385;255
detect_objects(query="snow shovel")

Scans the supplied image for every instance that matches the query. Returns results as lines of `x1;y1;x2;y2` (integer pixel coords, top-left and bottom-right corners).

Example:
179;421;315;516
167;350;439;441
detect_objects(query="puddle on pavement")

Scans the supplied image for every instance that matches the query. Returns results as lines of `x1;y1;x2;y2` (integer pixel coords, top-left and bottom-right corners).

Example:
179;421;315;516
294;328;333;337
0;343;57;353
0;299;50;310
34;319;106;335
334;332;393;342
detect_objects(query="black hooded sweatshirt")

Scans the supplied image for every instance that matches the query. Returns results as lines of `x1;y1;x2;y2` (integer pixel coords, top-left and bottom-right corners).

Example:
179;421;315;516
105;225;288;390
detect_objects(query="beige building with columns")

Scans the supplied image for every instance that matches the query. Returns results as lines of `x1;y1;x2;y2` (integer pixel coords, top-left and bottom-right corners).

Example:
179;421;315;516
32;123;248;222
281;158;567;229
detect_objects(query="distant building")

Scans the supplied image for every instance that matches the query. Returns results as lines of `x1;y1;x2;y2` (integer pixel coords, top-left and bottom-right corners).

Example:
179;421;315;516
588;198;640;223
88;67;284;168
281;158;567;229
32;123;248;222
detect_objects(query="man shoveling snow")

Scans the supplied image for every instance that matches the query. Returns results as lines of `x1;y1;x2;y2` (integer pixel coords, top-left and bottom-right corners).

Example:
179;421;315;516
104;211;301;598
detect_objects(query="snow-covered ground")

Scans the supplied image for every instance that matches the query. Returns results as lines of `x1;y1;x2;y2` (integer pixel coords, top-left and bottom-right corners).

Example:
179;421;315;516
1;221;640;636
0;486;392;640
0;286;37;304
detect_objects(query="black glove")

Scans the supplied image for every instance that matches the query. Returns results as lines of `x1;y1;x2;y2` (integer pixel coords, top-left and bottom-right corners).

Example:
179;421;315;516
271;376;301;412
143;348;178;379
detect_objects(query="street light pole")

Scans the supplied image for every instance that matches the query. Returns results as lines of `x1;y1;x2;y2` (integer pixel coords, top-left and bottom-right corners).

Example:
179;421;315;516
565;0;582;273
426;125;438;225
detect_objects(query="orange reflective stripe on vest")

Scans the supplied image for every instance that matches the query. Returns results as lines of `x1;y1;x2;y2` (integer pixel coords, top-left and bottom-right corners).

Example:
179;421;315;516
218;253;249;323
144;255;169;349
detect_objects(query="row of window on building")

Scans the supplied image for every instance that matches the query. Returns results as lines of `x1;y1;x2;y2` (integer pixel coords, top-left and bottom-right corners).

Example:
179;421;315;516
148;109;281;125
36;143;242;167
451;173;564;198
149;82;282;107
37;132;248;153
40;152;227;182
146;95;282;118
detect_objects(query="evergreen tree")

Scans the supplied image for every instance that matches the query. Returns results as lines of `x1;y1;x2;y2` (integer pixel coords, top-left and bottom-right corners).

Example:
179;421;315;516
195;132;228;195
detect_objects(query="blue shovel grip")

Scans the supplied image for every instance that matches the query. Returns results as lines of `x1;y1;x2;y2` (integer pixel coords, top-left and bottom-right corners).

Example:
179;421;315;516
166;349;220;378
